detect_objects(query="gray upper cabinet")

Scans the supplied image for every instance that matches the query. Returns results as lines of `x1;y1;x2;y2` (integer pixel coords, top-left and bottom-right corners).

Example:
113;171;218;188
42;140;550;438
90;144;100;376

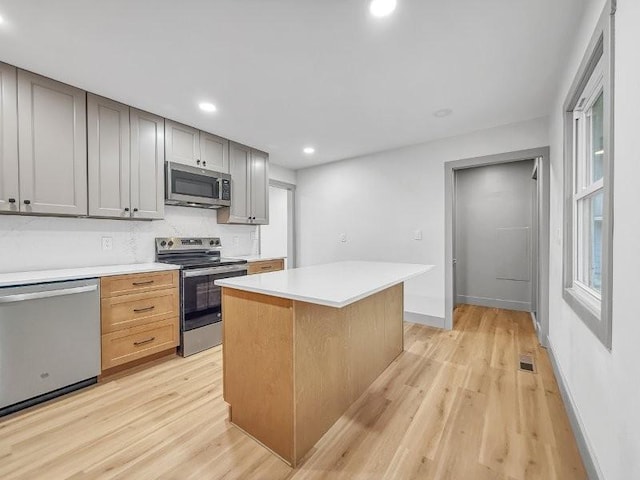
165;120;199;167
218;142;269;225
0;63;19;213
87;94;131;218
165;119;229;173
200;131;229;173
17;70;87;216
130;108;165;220
88;95;164;220
250;149;269;225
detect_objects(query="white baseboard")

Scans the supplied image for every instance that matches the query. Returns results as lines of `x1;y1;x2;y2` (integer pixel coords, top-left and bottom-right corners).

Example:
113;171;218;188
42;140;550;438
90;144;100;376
546;341;603;480
404;311;445;329
456;294;531;312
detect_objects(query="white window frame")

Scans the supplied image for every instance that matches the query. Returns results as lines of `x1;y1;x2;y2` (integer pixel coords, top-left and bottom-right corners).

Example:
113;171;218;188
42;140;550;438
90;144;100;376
571;58;604;313
562;0;615;349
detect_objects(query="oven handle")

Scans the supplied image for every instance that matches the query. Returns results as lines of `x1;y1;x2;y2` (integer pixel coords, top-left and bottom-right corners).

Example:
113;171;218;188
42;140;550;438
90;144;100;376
183;265;248;277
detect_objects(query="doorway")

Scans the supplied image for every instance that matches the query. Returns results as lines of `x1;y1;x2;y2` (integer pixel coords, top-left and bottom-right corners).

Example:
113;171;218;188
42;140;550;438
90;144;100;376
444;147;550;347
455;160;535;311
259;180;296;268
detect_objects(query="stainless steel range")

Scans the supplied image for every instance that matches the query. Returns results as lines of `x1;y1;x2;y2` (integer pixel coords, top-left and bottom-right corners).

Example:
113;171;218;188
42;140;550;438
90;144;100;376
155;237;247;357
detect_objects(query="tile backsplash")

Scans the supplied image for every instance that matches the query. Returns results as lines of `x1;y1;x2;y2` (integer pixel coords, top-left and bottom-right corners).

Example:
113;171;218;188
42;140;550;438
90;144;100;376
0;206;258;273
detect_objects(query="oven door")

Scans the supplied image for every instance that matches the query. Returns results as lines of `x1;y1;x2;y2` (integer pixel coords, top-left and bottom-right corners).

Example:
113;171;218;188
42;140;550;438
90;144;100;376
181;265;247;332
166;162;231;207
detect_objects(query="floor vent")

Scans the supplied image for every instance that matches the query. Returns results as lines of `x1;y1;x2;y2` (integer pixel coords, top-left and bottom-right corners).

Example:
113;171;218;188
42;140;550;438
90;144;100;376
519;354;536;373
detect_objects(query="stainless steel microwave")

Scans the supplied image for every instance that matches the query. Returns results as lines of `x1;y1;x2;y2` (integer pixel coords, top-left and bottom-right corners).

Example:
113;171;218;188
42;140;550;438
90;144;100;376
165;162;231;209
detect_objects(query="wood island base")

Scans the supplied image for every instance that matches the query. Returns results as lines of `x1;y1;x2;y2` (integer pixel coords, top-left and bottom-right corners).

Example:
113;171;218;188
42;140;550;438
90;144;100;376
222;283;404;466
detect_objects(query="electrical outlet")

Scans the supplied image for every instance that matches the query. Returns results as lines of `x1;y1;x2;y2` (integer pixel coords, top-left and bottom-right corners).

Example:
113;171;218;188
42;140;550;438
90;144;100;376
339;233;347;243
233;236;240;246
101;236;113;251
250;230;257;241
414;229;423;241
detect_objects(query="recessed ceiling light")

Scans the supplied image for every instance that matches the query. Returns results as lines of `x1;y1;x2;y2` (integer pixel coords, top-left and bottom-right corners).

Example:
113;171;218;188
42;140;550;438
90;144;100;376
198;102;217;113
433;108;453;118
303;147;315;154
369;0;397;18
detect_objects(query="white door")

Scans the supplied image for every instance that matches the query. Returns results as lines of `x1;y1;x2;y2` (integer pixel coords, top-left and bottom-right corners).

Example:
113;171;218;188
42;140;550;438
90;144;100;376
0;63;19;213
260;185;291;268
17;70;87;215
87;94;131;218
130;109;164;220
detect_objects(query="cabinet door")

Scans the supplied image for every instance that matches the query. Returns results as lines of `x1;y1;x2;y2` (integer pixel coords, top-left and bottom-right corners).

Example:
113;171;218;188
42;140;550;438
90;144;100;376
130;109;164;220
0;63;19;213
87;94;131;218
226;142;251;223
17;70;87;215
200;131;229;173
165;120;199;167
250;149;269;224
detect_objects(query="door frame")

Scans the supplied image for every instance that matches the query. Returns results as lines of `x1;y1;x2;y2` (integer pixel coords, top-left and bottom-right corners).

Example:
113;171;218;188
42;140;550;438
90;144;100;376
444;146;550;347
261;180;297;268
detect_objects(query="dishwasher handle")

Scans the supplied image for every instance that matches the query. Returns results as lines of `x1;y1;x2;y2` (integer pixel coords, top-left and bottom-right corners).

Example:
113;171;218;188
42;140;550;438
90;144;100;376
0;285;98;304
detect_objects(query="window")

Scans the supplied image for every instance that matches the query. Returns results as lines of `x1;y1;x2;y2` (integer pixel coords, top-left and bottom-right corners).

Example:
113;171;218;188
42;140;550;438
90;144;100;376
572;59;604;306
563;1;614;349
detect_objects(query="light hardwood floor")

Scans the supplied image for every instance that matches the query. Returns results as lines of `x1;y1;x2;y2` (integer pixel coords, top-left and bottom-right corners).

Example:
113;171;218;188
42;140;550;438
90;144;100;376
0;305;586;479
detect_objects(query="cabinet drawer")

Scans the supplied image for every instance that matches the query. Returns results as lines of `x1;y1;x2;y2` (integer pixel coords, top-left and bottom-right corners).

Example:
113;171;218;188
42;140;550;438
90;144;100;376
248;259;284;275
101;271;178;297
101;289;178;333
101;318;179;370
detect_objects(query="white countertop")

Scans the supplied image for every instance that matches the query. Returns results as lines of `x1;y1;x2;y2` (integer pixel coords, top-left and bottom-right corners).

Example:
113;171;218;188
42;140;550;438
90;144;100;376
215;261;433;308
229;255;286;263
0;263;180;288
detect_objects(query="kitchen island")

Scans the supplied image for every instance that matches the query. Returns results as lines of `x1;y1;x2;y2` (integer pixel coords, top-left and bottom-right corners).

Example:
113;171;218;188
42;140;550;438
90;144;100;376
216;261;433;466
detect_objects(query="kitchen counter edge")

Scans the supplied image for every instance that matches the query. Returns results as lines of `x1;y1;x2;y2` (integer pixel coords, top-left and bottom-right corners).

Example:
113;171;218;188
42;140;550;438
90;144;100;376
0;263;180;288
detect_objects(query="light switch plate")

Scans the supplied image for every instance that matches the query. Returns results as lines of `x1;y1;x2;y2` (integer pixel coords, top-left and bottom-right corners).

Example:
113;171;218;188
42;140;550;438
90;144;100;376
339;233;347;243
414;229;423;240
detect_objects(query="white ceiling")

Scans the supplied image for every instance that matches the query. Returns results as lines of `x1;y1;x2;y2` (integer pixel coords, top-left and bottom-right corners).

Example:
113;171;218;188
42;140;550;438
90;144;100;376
0;0;587;170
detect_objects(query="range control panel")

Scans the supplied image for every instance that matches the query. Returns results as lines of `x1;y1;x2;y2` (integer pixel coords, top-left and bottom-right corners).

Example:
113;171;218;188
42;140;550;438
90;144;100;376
155;237;222;252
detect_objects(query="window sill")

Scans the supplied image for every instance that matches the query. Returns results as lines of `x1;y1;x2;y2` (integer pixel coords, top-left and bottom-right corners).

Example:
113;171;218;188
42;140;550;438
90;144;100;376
563;285;607;344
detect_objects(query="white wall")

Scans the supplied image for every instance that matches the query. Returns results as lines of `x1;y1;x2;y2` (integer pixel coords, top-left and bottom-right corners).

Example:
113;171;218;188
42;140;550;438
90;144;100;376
547;1;640;478
270;164;297;185
296;116;549;322
0;207;258;273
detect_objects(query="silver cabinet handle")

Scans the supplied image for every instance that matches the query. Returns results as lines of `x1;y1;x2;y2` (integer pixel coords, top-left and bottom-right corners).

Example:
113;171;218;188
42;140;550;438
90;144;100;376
0;285;97;304
183;265;248;277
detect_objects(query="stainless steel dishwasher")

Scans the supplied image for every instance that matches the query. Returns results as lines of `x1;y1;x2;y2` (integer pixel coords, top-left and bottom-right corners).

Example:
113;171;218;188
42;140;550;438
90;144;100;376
0;278;101;416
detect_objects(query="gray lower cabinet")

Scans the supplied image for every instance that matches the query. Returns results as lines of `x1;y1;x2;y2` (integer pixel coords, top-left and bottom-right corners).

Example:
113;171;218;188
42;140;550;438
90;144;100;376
218;142;269;225
165;119;229;173
0;63;19;213
130;108;165;220
87;95;164;220
17;70;88;216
